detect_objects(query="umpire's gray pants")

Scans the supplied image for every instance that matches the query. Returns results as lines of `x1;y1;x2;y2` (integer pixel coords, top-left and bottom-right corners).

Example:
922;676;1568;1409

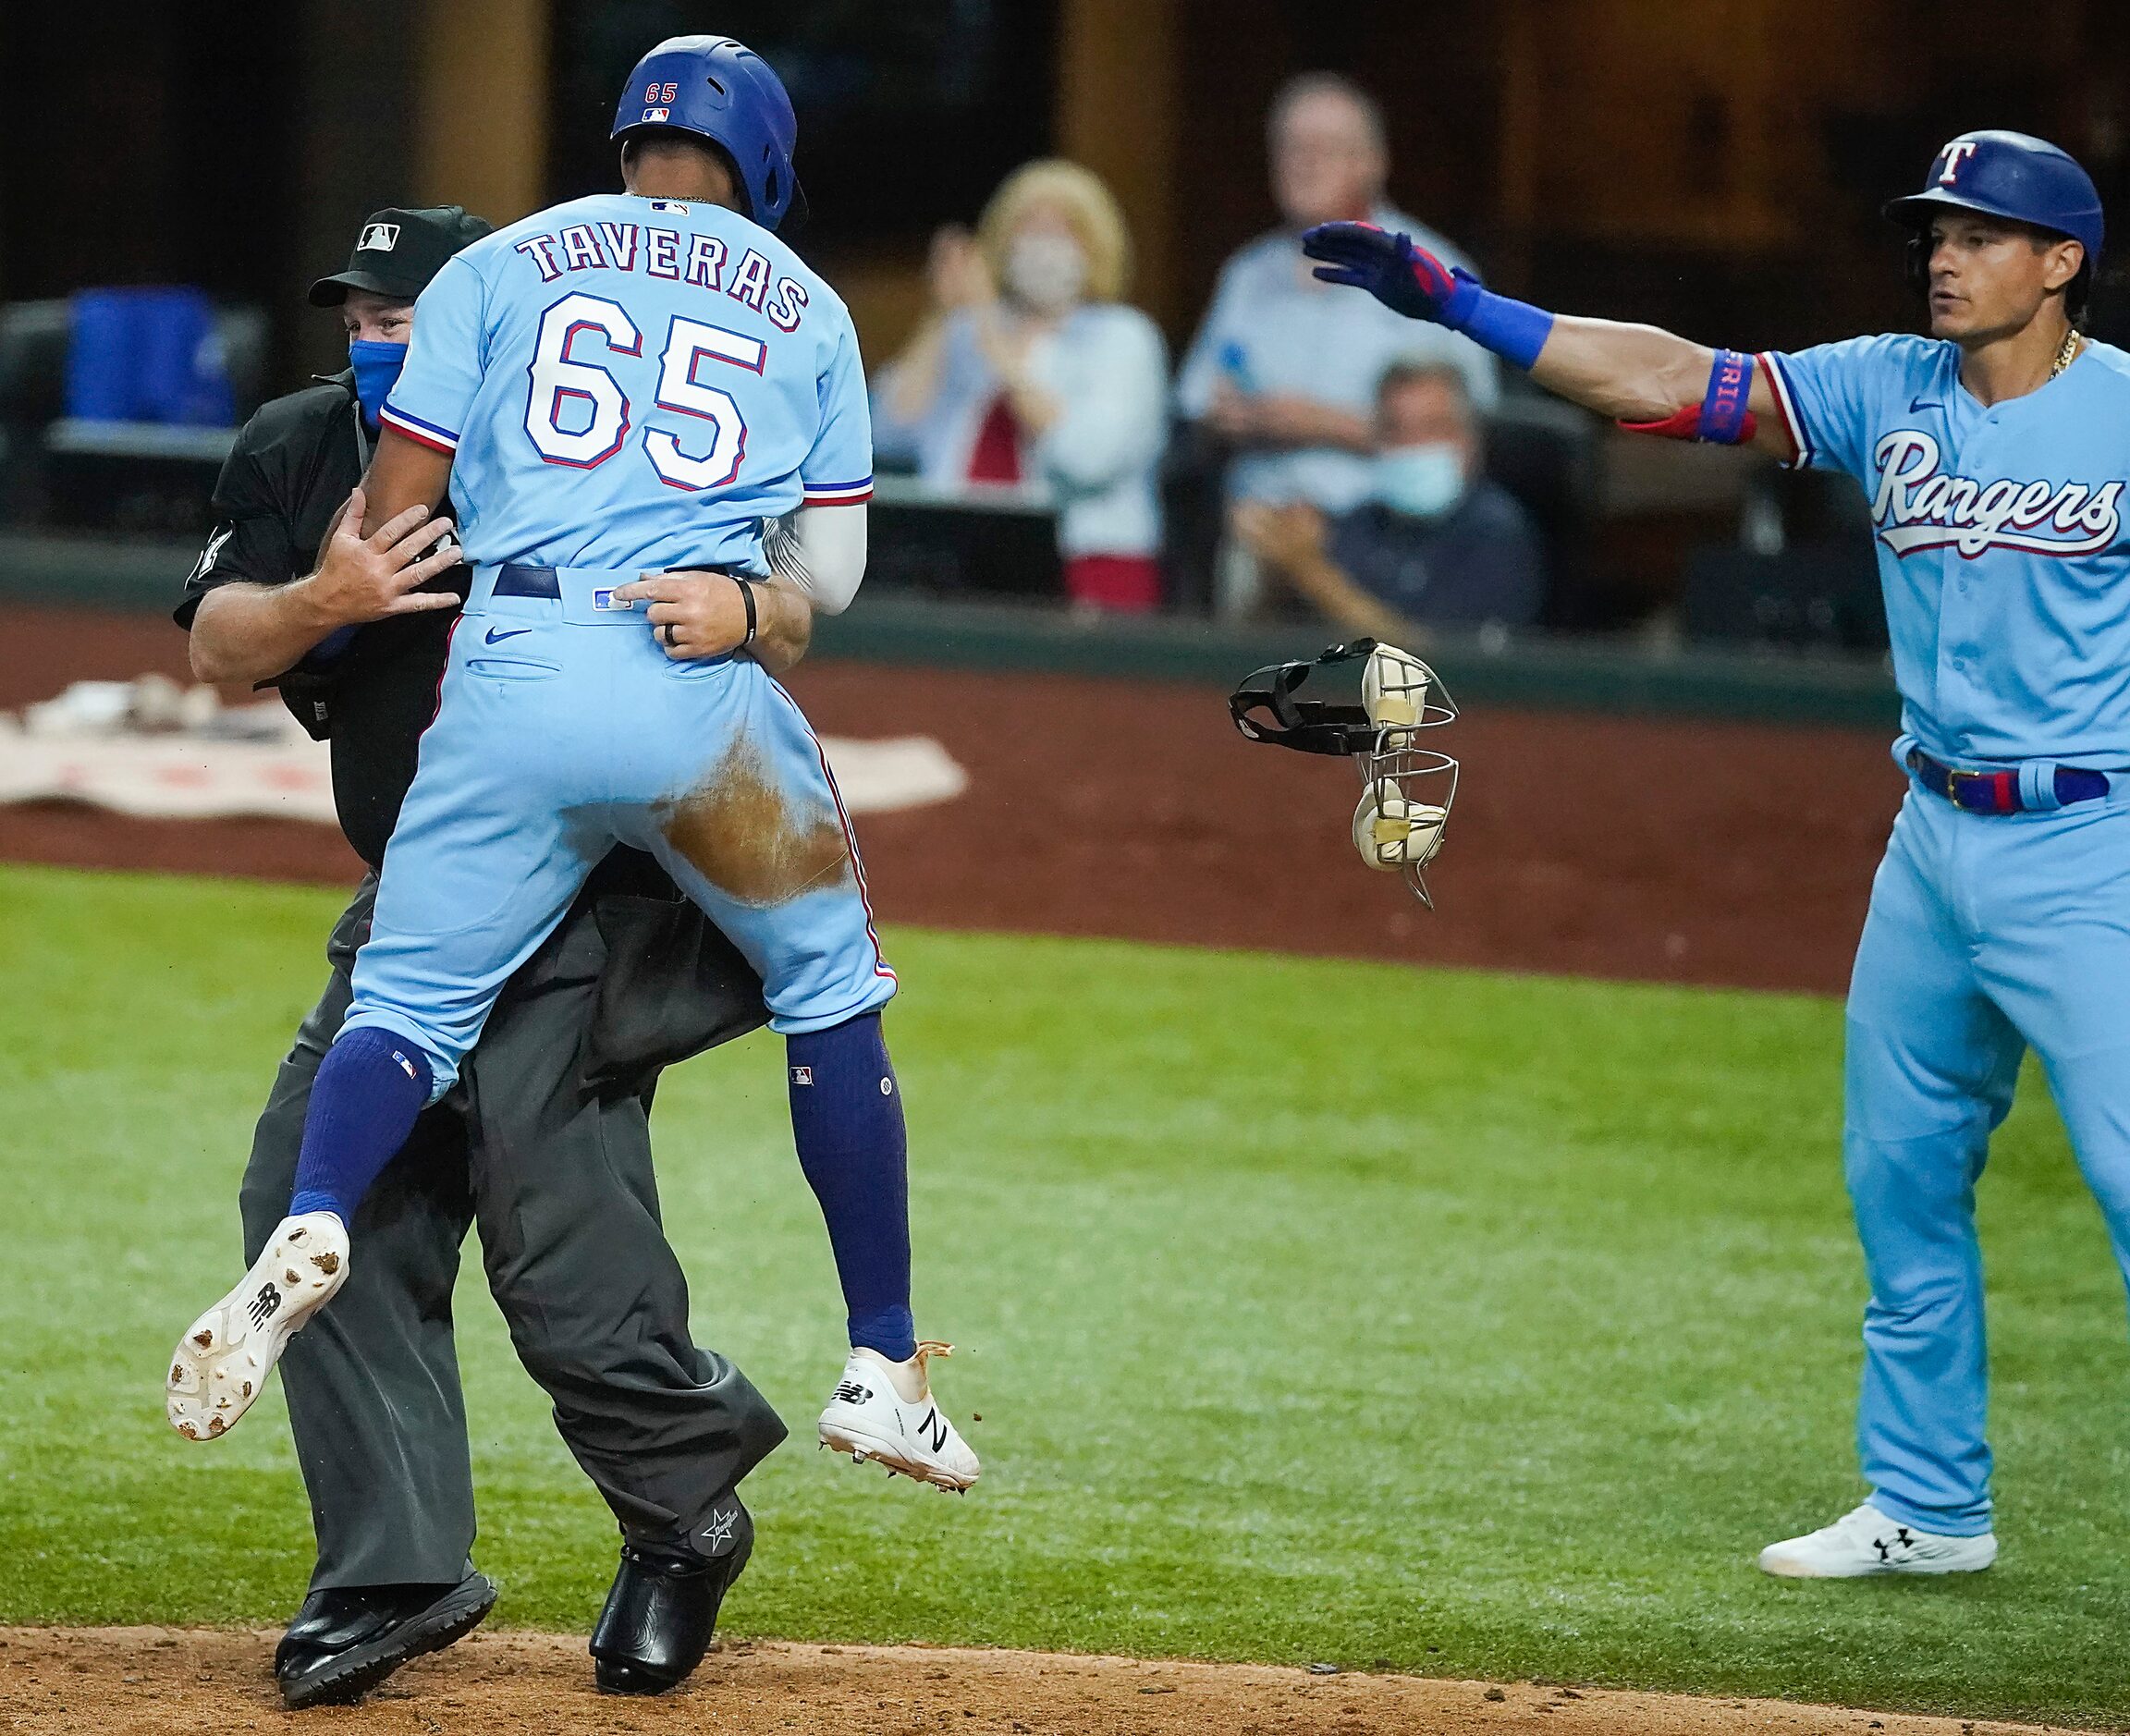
239;874;787;1591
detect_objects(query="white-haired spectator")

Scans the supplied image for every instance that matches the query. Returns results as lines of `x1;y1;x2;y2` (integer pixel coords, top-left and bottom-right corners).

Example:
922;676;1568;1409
1179;74;1498;610
873;160;1169;613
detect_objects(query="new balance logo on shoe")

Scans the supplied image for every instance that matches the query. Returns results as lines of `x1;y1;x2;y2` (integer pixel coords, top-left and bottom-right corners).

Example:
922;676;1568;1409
833;1380;872;1405
919;1408;949;1454
248;1283;282;1327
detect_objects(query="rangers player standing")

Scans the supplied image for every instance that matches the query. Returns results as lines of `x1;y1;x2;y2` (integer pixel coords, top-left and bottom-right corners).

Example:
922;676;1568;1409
1308;130;2129;1577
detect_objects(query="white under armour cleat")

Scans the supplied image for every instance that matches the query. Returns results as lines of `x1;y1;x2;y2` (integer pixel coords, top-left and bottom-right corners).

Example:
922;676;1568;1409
166;1212;350;1441
817;1341;980;1492
1757;1502;1998;1578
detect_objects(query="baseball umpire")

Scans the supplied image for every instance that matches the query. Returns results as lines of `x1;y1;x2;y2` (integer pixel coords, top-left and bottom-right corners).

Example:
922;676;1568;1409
178;204;782;1705
1306;129;2126;1576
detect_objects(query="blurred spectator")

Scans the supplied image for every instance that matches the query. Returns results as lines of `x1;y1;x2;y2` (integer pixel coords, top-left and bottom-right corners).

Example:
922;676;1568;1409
872;159;1169;613
1176;72;1497;616
1233;359;1543;642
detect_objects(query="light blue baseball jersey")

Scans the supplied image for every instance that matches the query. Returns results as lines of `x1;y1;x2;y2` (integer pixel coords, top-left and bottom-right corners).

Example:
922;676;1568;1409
382;192;874;575
1763;336;2130;767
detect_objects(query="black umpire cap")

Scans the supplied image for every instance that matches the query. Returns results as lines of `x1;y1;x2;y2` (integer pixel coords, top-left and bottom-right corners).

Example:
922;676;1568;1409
307;205;493;307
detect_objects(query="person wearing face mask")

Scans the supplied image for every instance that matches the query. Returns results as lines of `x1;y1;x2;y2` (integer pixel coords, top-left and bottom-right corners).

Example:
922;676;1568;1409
185;205;493;719
173;203;780;1707
1233;358;1543;639
1175;74;1498;617
873;160;1169;612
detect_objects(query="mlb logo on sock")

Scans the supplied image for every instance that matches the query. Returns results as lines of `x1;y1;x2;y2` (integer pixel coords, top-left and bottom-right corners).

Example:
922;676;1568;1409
791;1065;814;1087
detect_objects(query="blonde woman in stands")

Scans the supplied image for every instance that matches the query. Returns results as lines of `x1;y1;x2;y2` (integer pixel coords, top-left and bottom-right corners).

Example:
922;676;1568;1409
872;160;1169;614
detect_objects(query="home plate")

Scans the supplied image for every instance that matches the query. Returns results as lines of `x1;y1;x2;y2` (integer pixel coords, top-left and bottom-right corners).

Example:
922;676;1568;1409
814;734;968;813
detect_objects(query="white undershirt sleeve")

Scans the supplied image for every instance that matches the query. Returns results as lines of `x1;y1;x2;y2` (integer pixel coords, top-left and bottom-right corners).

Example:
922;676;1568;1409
765;502;868;615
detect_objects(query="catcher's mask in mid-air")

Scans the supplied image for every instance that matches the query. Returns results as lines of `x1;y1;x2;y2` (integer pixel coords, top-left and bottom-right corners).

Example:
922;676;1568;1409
1230;639;1460;907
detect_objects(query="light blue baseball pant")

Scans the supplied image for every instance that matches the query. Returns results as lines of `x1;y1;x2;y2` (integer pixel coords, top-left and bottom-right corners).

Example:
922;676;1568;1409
1844;763;2130;1535
340;565;897;1095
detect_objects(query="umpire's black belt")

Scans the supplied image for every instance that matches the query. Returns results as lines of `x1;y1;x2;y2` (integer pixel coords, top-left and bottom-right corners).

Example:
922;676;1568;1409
1907;747;2112;814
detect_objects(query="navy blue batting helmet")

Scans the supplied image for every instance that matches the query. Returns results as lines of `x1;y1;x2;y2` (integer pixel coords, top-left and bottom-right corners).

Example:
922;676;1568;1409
612;35;804;232
1885;129;2104;261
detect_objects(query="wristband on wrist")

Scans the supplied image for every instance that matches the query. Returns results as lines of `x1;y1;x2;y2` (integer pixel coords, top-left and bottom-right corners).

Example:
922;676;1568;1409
1696;348;1757;443
732;575;758;647
1618;349;1760;446
1441;270;1556;371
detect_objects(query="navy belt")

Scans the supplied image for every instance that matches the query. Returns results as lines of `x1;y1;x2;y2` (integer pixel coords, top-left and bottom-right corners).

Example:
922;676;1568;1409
1907;748;2111;814
492;562;738;599
493;563;562;599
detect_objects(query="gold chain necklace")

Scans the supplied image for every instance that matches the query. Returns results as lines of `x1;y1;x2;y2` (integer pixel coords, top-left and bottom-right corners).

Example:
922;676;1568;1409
2052;327;2082;378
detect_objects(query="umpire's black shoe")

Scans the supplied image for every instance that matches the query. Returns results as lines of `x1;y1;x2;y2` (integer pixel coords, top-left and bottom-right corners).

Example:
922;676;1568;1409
275;1571;497;1709
590;1495;753;1694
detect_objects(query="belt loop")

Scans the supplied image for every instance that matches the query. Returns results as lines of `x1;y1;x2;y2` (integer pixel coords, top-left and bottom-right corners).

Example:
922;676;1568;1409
463;564;501;615
2019;760;2064;813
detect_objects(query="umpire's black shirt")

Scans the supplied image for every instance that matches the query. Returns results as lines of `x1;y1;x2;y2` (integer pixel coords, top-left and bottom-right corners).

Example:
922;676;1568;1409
177;372;451;867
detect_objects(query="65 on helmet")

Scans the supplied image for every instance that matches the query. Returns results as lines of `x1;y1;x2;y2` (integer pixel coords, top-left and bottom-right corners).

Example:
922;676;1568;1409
1884;129;2104;319
613;35;806;232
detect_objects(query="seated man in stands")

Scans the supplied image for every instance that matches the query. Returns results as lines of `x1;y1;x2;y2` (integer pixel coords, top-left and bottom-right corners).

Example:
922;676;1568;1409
1176;72;1496;615
1232;359;1544;641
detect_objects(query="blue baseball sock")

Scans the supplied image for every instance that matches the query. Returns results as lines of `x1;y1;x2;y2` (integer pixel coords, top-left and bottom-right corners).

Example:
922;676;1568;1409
288;1027;435;1225
786;1012;916;1363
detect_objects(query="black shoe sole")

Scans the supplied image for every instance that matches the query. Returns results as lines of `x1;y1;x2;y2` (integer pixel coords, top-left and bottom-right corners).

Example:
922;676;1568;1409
280;1572;498;1710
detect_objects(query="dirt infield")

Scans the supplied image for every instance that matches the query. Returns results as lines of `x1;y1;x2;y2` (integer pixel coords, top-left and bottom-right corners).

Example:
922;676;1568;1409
0;604;1899;995
0;1629;2082;1736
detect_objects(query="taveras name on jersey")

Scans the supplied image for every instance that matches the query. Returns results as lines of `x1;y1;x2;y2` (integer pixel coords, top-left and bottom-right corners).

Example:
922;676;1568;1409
381;191;873;581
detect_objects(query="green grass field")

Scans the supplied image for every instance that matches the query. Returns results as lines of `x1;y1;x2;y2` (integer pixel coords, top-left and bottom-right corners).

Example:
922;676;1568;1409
4;862;2129;1728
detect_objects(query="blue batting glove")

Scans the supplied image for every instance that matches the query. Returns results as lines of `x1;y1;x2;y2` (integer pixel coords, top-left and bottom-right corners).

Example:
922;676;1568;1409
1302;222;1483;326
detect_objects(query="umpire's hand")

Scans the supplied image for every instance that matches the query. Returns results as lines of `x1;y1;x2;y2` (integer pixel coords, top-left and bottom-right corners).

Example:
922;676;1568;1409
306;486;465;623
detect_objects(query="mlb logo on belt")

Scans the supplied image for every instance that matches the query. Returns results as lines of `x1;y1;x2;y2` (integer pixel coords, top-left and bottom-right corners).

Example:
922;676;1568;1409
359;222;400;252
591;589;638;612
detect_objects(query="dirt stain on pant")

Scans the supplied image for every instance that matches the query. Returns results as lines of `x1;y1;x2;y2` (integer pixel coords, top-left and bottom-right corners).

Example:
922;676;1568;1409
661;739;854;907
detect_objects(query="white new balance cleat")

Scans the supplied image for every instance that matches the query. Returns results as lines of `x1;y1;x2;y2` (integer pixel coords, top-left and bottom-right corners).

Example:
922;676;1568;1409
817;1341;980;1492
1757;1502;1998;1578
166;1212;350;1441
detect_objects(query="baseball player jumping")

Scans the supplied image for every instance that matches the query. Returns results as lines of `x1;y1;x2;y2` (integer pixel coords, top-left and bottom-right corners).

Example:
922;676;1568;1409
169;30;975;1597
1307;130;2125;1576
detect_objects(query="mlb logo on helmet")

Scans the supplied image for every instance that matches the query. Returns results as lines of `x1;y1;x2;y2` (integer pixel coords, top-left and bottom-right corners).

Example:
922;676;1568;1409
359;223;401;253
611;36;806;232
